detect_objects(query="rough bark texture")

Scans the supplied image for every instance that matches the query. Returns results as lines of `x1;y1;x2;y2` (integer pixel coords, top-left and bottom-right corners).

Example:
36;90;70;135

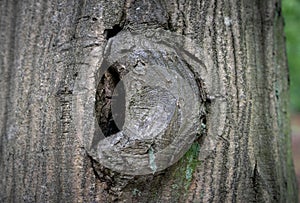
0;0;298;202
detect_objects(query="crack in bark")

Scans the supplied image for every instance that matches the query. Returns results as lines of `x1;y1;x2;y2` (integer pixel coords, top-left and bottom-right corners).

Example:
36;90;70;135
252;160;260;201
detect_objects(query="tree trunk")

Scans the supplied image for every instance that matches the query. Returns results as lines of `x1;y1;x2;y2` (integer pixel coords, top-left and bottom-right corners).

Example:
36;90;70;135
0;0;298;202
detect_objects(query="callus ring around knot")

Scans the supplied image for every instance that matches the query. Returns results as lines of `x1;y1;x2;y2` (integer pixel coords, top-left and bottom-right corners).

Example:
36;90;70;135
93;30;204;175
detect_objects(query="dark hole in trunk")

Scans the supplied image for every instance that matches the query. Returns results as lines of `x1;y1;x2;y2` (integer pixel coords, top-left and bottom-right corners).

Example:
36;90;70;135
104;24;123;40
95;65;125;137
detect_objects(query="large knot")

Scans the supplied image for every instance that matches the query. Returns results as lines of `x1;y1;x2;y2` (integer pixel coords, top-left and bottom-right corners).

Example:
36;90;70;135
92;29;205;175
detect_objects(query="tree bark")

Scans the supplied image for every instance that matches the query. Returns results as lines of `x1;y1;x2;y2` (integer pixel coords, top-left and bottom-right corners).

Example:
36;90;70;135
0;0;298;202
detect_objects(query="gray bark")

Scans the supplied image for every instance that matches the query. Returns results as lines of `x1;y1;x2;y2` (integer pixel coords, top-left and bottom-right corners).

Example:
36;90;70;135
0;0;298;202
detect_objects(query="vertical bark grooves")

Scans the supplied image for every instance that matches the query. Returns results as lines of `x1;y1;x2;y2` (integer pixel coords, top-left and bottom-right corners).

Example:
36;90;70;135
0;0;298;202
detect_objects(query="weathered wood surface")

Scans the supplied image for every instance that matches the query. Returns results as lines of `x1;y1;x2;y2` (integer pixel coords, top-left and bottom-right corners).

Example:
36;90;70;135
0;0;298;202
91;29;206;175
